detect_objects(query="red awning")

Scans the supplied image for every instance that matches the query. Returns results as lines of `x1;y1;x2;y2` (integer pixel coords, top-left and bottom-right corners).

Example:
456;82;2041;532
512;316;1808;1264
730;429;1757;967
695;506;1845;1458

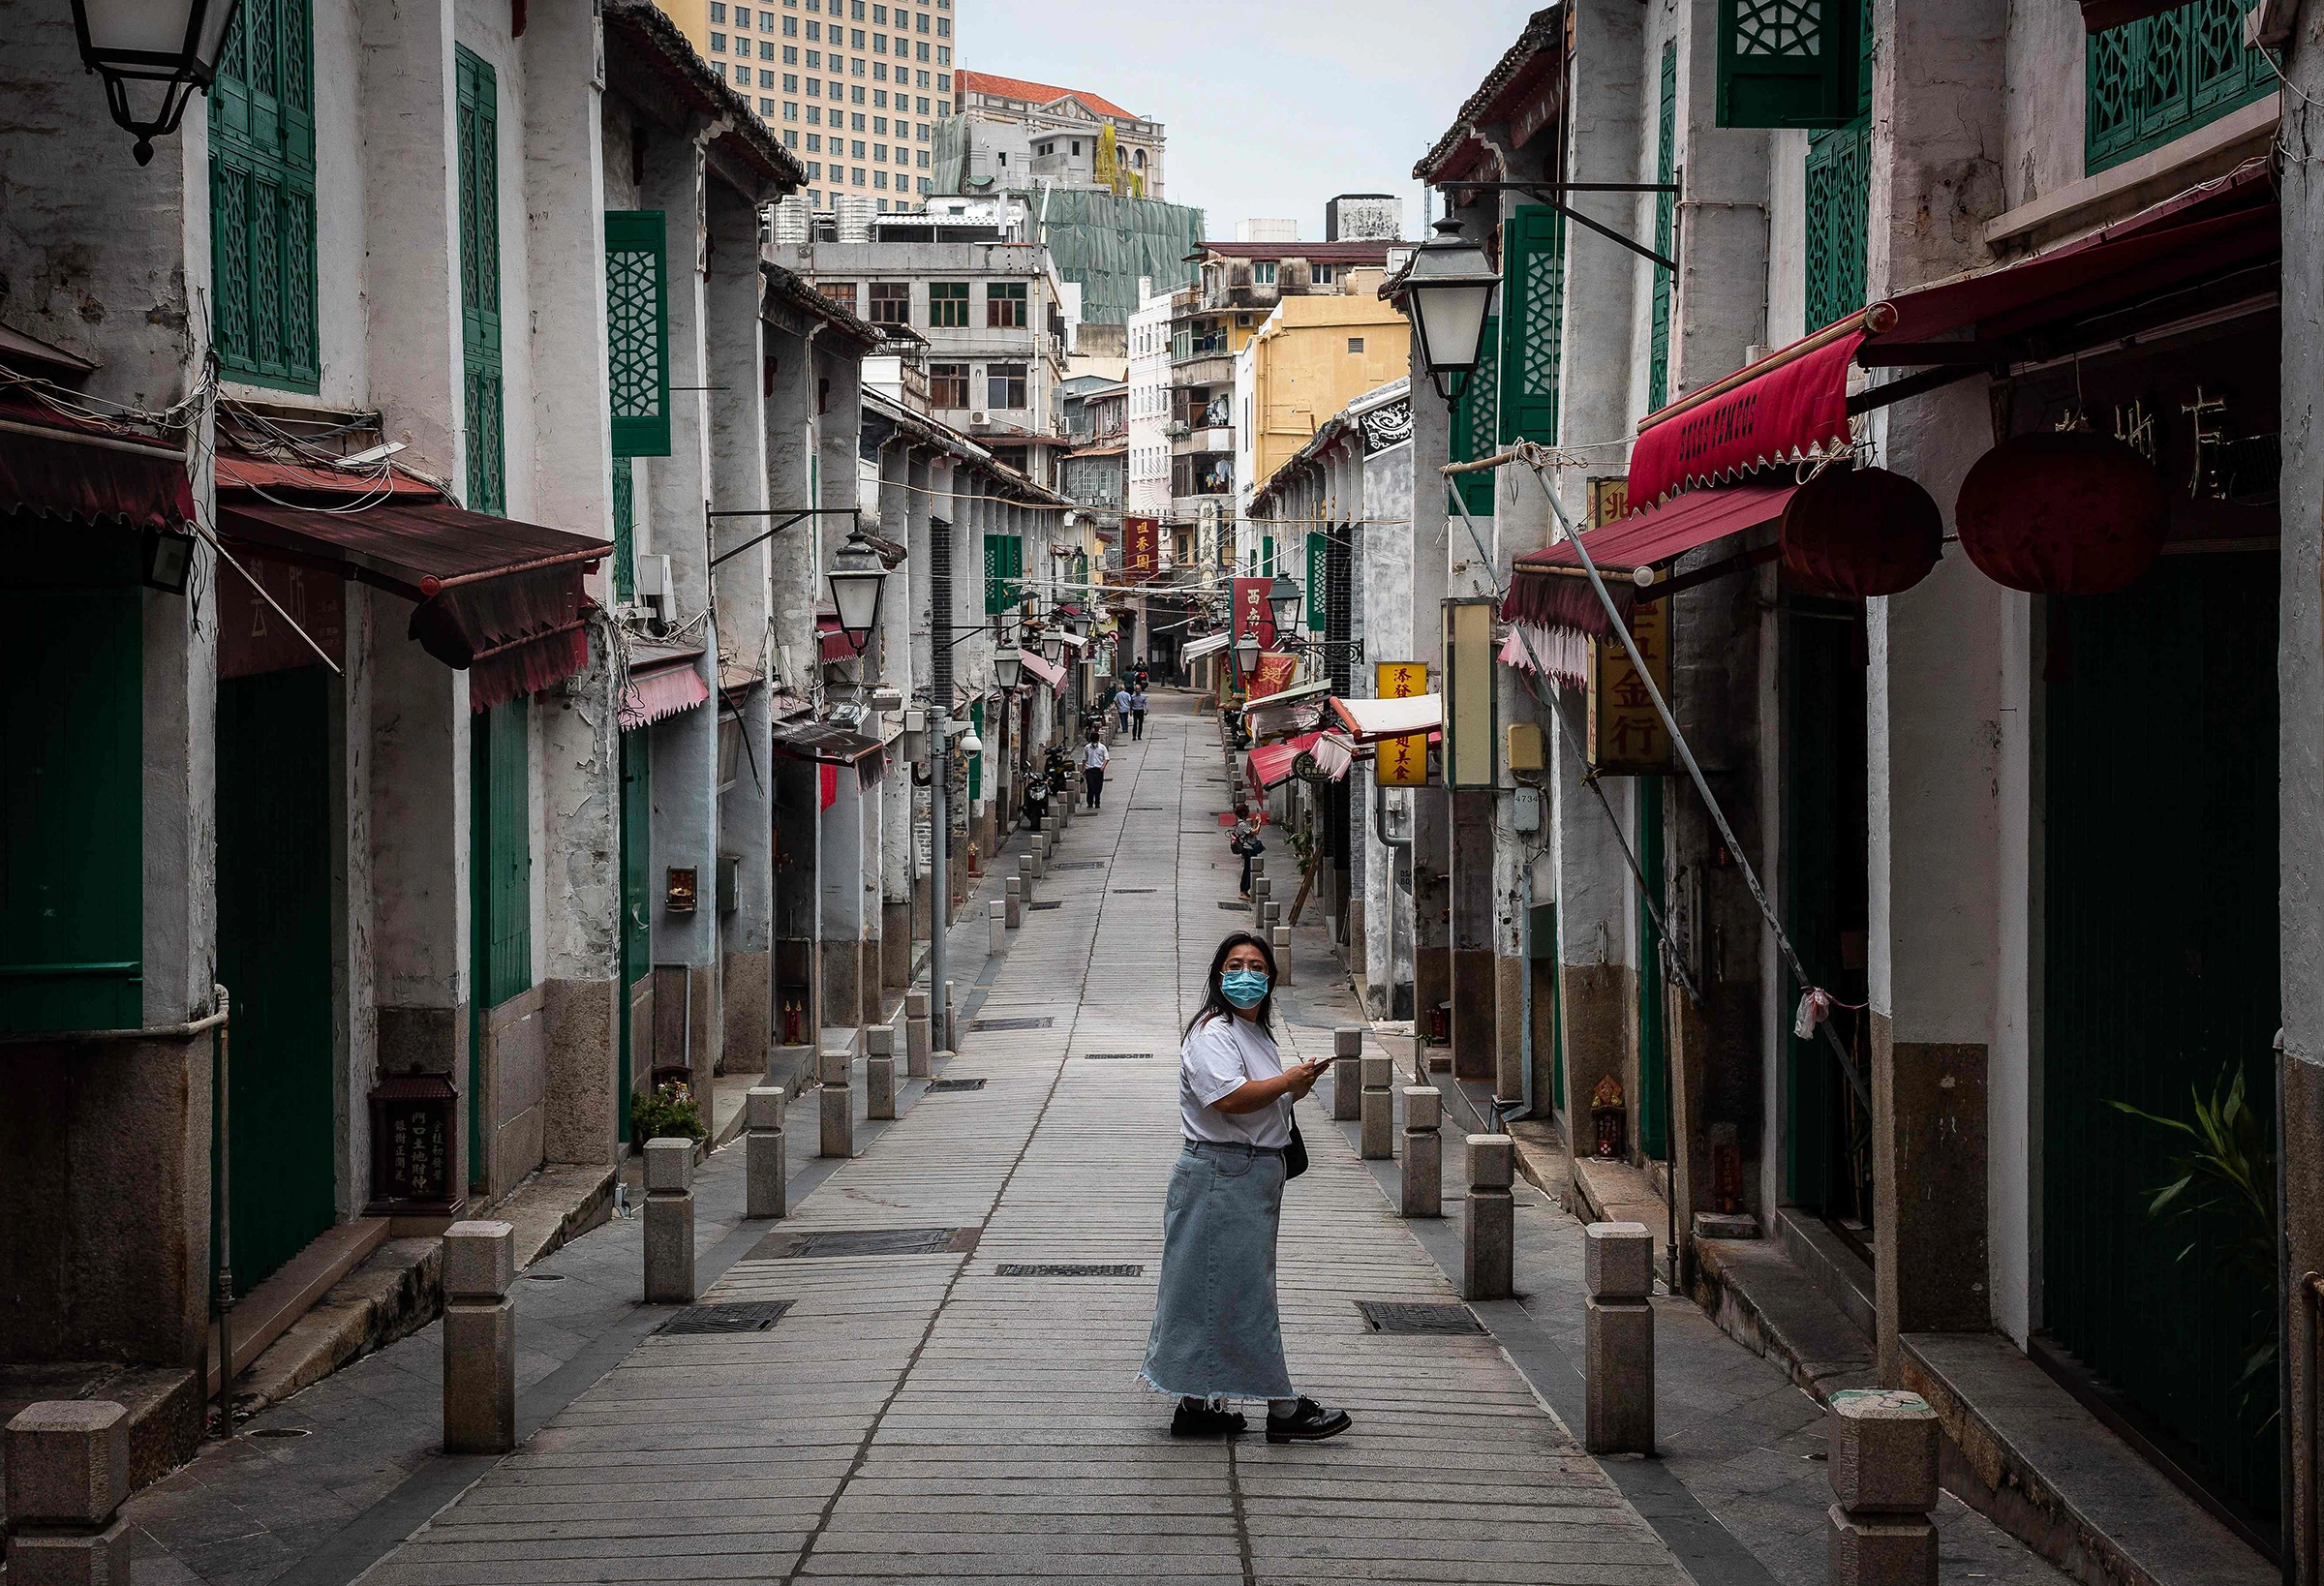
0;401;194;528
1020;651;1067;692
769;718;885;767
1329;693;1443;744
1504;482;1797;633
1247;731;1321;792
215;497;609;712
816;615;859;662
620;647;710;731
1625;180;2279;507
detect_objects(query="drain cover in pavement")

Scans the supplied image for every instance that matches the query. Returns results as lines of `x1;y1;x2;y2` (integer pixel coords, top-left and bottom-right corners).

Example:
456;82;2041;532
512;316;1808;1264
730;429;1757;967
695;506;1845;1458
1356;1301;1484;1335
996;1264;1145;1277
927;1077;988;1091
972;1017;1051;1031
660;1300;796;1333
1112;888;1155;894
1027;900;1062;910
1085;1052;1152;1060
1053;861;1104;871
1218;900;1252;911
760;1228;977;1260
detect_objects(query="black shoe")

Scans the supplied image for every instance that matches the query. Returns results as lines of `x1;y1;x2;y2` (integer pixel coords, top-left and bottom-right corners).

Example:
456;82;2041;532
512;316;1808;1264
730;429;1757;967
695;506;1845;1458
1172;1398;1247;1437
1265;1396;1351;1444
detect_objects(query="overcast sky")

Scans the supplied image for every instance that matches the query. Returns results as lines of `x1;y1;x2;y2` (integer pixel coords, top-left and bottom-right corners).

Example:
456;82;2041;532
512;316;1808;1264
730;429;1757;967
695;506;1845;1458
964;0;1541;241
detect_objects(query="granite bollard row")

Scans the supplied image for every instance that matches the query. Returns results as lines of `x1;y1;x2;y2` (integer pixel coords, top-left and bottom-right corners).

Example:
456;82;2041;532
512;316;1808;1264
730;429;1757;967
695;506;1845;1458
1360;1053;1395;1160
1401;1085;1442;1217
819;1031;855;1159
1583;1221;1654;1455
643;1138;695;1304
866;1023;898;1120
1331;1026;1362;1121
746;1083;787;1219
4;1398;130;1586
905;990;933;1078
1827;1388;1941;1586
1461;1133;1514;1301
442;1219;516;1454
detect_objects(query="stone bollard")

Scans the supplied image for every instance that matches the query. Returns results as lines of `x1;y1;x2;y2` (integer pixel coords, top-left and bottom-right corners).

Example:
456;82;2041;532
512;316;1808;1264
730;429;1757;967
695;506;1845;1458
1005;877;1023;930
819;1034;855;1159
1583;1221;1655;1454
1827;1389;1941;1586
1015;856;1034;904
4;1399;130;1585
1271;926;1293;986
1401;1086;1442;1217
1251;877;1270;930
944;979;958;1053
1331;1027;1363;1121
1462;1134;1515;1301
905;990;933;1078
988;900;1006;954
1262;901;1281;936
866;1024;898;1120
746;1085;787;1219
1025;840;1045;880
643;1139;696;1304
442;1219;516;1454
1360;1054;1394;1159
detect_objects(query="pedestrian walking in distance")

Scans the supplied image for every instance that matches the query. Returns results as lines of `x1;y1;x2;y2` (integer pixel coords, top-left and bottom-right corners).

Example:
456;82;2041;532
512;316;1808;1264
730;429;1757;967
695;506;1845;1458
1129;685;1148;740
1230;818;1264;900
1114;682;1133;736
1141;932;1353;1444
1081;732;1110;809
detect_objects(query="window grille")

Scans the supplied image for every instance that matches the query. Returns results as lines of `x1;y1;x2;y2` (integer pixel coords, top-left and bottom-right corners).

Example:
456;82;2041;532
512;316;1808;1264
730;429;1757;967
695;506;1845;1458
606;211;670;457
457;46;504;514
2086;1;2273;173
1648;41;1677;413
1715;0;1864;128
1499;204;1565;445
1803;122;1870;331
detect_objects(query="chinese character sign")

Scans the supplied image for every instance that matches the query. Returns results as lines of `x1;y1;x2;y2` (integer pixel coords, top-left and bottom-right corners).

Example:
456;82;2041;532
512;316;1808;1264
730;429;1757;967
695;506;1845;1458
1246;653;1298;701
1377;730;1429;787
1231;576;1277;649
1587;596;1673;775
1125;516;1159;582
1375;660;1426;700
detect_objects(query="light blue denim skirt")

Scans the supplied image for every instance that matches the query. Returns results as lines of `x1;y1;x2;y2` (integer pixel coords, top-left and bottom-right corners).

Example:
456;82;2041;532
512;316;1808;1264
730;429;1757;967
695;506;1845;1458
1139;1140;1294;1402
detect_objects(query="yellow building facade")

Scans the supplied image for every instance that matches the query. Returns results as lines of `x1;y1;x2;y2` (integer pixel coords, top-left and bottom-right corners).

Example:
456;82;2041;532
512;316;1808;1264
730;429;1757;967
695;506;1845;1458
1238;290;1410;506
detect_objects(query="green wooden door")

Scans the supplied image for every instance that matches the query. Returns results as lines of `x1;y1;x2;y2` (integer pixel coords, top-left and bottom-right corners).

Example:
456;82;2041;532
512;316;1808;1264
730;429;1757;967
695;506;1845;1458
1;529;142;1034
468;696;531;1192
1636;777;1669;1160
216;666;335;1296
618;728;651;1144
2043;555;2279;1519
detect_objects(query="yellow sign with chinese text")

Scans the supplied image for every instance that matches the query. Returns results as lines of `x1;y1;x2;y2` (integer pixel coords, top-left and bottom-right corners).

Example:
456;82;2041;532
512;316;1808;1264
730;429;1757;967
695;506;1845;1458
1587;597;1673;775
1373;661;1429;787
1374;661;1427;700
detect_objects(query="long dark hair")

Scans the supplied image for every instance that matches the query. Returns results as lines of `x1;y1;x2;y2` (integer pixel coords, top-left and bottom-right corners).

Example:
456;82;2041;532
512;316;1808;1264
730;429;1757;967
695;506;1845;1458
1186;930;1278;1038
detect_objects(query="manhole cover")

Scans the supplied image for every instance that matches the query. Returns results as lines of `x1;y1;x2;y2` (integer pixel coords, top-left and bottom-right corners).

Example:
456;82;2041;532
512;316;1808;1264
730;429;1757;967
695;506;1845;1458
1085;1052;1153;1060
1053;861;1104;871
1112;888;1155;894
660;1300;796;1333
927;1078;987;1092
1027;900;1062;911
247;1427;310;1439
1218;900;1252;911
972;1017;1051;1031
756;1228;977;1260
996;1264;1145;1277
1356;1301;1484;1336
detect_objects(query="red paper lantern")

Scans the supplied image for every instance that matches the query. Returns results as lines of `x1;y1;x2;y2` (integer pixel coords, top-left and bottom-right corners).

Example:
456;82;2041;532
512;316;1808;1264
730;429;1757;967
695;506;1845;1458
1954;432;2167;595
1780;467;1943;598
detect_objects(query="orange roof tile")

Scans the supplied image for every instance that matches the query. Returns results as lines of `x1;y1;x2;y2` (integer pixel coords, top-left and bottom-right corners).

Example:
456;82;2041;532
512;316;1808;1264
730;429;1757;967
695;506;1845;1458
954;69;1136;122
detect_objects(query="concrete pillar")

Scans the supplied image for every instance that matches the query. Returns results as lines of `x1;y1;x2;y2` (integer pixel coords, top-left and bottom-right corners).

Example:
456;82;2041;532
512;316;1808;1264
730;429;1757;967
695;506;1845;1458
1271;926;1292;986
1449;790;1498;1083
1461;1134;1514;1301
3;1400;129;1585
1401;1086;1442;1218
1360;1054;1394;1160
642;1139;695;1304
905;990;933;1078
818;760;868;1029
1583;1221;1654;1455
818;1032;855;1159
1005;877;1023;930
746;1085;786;1220
1825;1388;1941;1586
987;900;1006;954
866;1025;897;1121
441;1220;515;1455
1331;1027;1362;1121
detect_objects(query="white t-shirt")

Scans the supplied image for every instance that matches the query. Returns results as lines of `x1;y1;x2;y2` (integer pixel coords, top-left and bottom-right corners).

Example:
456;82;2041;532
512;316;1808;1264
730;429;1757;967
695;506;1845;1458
1082;741;1110;771
1179;1012;1291;1148
1115;690;1132;712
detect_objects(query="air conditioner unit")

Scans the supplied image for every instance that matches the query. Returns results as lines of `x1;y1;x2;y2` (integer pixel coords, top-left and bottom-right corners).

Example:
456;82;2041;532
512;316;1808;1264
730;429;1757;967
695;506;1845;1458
969;411;988;426
635;554;674;630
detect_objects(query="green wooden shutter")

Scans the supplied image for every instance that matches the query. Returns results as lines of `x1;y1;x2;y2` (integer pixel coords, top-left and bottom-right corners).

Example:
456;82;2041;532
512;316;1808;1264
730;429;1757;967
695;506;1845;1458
1499;204;1566;445
1263;536;1275;577
1007;534;1024;605
1804;119;1871;331
1649;43;1678;413
610;456;636;600
457;46;505;515
2087;2;2275;174
967;700;985;802
983;534;1001;615
1450;306;1500;517
210;0;319;390
1716;0;1863;128
472;695;533;1012
1;532;143;1034
606;211;672;458
1305;532;1327;632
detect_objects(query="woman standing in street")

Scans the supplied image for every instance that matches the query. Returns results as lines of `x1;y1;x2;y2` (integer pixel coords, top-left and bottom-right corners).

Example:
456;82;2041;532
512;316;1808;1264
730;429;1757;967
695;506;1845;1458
1141;932;1353;1443
1081;731;1110;809
1129;685;1148;740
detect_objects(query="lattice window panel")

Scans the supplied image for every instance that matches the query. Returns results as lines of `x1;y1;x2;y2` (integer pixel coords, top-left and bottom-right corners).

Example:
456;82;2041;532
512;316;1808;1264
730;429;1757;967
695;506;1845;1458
1804;120;1870;333
607;212;670;457
1732;0;1819;55
457;47;505;516
1499;205;1566;449
2086;1;2273;174
611;458;636;601
1450;307;1499;518
1716;0;1864;128
210;0;318;390
1649;40;1678;412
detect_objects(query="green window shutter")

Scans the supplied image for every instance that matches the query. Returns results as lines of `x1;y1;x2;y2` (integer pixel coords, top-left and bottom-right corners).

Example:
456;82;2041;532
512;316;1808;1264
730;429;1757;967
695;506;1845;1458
457;46;505;515
1;533;143;1034
1306;532;1327;632
470;695;533;1012
2087;2;2274;175
1263;536;1275;577
983;534;1001;615
606;211;671;458
1499;204;1566;446
1804;119;1871;331
1450;307;1500;516
210;0;319;391
1716;0;1863;129
1649;42;1678;412
610;457;636;600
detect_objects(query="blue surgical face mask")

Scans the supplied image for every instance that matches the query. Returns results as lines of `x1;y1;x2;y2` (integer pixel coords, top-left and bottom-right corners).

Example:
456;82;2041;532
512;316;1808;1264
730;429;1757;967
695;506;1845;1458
1220;968;1270;1009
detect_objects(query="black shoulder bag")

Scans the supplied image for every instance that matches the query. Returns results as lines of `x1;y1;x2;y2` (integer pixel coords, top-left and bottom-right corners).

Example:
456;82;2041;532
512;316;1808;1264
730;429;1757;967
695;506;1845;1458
1284;1117;1308;1179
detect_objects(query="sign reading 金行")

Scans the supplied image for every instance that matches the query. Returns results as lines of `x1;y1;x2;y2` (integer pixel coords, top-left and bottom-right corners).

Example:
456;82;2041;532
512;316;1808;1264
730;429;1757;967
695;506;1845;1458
1373;661;1429;788
1587;595;1673;775
1125;516;1159;582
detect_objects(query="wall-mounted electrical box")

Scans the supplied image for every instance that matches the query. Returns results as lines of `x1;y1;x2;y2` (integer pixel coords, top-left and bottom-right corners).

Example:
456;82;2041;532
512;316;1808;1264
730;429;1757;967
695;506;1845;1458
1506;722;1545;775
1512;786;1544;835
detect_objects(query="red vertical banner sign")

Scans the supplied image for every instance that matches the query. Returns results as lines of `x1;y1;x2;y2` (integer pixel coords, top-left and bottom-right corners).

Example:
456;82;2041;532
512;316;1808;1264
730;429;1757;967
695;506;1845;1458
1231;576;1278;649
1124;516;1159;582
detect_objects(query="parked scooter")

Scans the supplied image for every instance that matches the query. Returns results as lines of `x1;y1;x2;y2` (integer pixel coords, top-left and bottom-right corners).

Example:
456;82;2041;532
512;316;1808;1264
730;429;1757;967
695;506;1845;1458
1021;767;1052;830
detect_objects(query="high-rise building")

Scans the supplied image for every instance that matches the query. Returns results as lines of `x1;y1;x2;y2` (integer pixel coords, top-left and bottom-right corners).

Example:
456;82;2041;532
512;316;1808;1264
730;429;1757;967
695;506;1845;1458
655;0;956;213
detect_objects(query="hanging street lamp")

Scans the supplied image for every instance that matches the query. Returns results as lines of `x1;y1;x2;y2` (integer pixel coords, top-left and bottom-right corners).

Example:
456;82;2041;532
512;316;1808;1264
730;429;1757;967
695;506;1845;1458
826;525;889;656
1233;631;1262;679
1401;216;1499;403
1265;571;1301;640
993;647;1024;691
71;0;243;166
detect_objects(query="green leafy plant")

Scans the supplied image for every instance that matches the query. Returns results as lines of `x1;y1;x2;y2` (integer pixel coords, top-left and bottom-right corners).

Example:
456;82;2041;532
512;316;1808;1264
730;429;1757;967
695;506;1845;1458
2108;1062;2278;1422
630;1081;706;1146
